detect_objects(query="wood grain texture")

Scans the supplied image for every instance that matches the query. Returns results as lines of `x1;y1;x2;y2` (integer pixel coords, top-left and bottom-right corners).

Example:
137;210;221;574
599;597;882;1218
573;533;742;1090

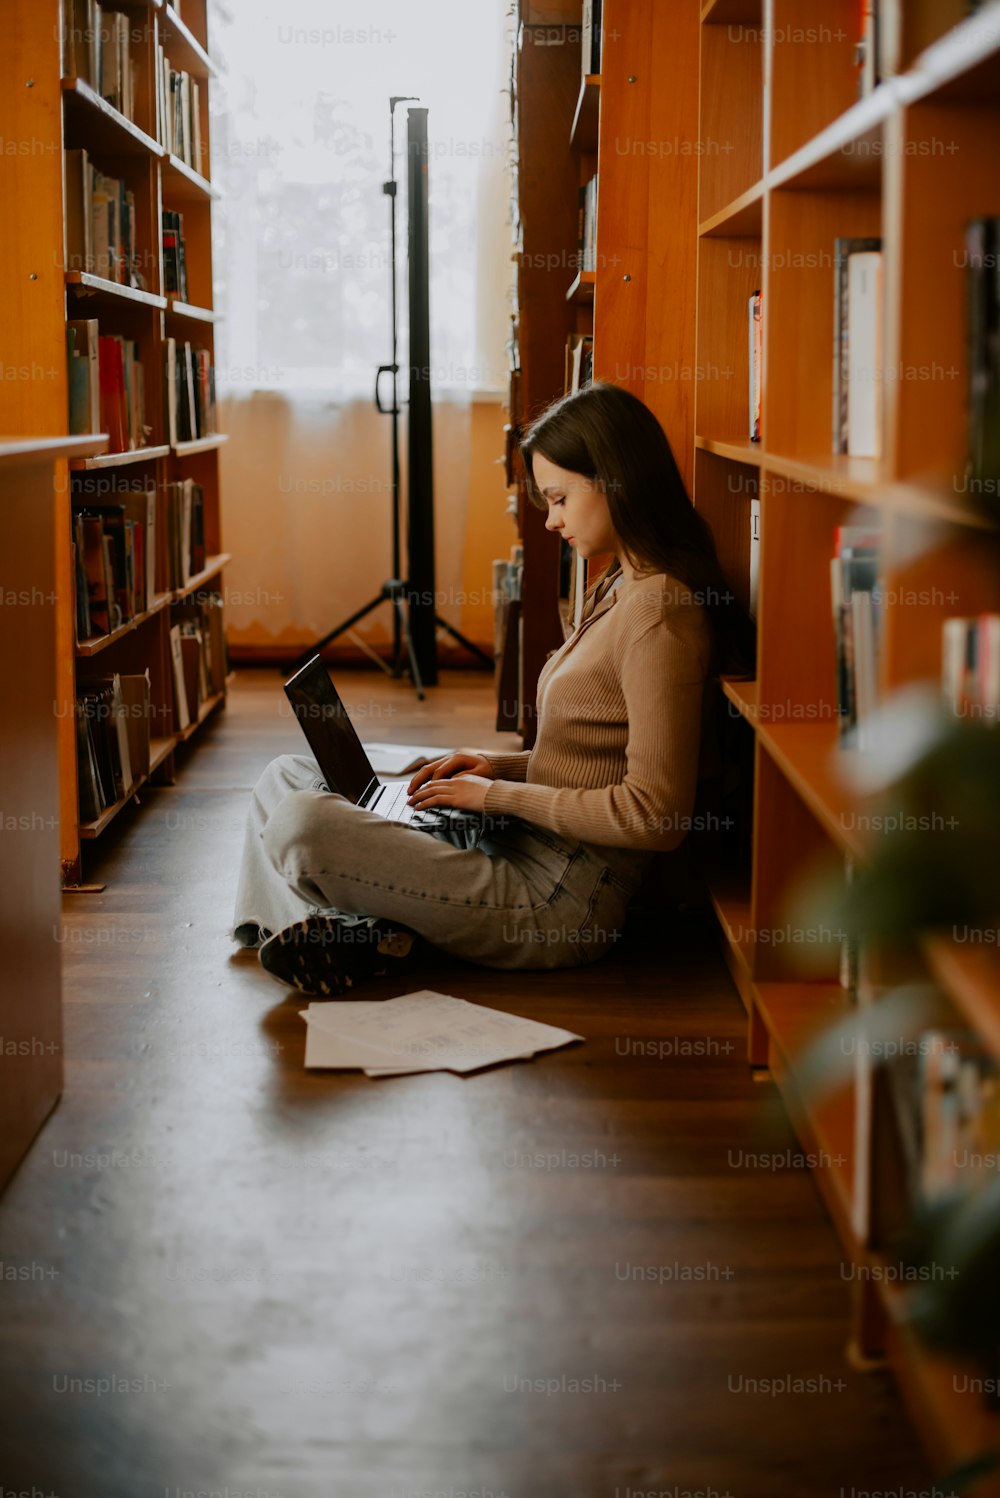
0;668;931;1496
699;21;764;221
769;0;860;170
0;455;64;1186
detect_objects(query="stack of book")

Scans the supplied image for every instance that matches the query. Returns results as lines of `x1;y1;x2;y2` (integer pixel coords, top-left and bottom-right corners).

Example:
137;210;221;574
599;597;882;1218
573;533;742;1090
162;210;189;301
64;149;139;286
169;592;227;730
75;671;151;822
831;524;881;746
581;0;603;76
100;333;148;452
942;614;1000;722
72;492;157;642
577;175;598;274
163;478;206;590
885;1030;1000;1210
564;333;593;395
165;338;217;444
156;44;203;173
833;237;883;459
492;548;523;654
62;1;138;120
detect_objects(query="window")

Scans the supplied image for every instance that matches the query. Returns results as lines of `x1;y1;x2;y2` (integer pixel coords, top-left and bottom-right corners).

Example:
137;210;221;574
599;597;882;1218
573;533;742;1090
209;0;510;400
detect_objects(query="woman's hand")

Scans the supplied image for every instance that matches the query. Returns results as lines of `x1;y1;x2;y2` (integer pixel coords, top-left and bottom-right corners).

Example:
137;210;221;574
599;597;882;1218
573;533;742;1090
407;773;492;814
407;753;494;795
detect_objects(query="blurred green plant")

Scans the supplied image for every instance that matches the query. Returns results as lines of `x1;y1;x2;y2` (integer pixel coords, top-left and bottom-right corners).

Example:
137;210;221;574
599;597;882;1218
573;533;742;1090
791;689;1000;1491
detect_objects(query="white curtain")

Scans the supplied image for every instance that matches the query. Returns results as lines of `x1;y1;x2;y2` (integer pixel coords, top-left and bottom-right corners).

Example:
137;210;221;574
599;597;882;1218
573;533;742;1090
208;0;512;401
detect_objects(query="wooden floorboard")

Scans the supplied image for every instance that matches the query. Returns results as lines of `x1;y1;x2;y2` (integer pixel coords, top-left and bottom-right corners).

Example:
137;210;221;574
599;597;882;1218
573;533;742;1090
0;669;928;1496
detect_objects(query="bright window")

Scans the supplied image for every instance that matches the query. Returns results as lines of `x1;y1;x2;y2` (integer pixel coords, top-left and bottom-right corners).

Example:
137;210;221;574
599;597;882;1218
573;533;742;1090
208;0;510;399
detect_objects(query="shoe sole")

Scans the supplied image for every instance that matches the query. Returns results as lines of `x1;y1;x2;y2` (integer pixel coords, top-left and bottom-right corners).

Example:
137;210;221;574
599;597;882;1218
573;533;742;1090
259;914;418;997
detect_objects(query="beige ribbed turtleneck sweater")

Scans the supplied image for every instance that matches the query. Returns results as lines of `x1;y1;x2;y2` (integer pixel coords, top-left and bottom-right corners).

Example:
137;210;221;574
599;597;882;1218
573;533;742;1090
482;569;712;851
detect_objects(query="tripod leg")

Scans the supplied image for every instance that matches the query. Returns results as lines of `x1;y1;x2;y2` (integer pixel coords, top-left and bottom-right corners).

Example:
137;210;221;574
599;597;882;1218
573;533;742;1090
290;593;389;673
395;596;426;702
347;630;394;676
434;615;494;669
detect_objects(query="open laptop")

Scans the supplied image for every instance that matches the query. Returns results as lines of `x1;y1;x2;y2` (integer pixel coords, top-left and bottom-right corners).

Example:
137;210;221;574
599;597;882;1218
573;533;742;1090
283;655;445;827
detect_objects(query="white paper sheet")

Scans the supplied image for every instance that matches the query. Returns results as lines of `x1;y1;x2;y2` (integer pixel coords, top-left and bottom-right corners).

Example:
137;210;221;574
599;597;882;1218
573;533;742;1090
300;990;583;1076
361;743;454;775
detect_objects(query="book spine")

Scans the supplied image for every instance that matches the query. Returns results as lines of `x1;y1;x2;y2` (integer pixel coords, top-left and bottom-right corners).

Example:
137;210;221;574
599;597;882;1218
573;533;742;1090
748;497;760;619
748;290;762;442
846;250;883;459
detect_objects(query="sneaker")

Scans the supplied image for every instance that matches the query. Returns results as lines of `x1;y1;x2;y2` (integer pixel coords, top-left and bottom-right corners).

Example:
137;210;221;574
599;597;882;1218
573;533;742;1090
257;912;422;997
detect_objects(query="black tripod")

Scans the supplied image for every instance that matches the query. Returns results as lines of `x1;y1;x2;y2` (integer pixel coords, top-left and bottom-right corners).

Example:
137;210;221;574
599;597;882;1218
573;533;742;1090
292;97;492;695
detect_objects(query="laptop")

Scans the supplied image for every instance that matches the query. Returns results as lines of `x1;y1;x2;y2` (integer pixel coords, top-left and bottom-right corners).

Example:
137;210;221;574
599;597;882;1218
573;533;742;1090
283;655;444;827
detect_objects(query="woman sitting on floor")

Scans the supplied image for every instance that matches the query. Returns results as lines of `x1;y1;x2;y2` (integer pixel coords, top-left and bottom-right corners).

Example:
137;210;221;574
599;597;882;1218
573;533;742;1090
233;380;752;995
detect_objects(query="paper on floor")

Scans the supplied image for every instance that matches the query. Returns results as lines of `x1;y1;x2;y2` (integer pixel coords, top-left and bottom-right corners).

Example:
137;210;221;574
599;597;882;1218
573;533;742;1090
299;989;583;1076
361;743;454;775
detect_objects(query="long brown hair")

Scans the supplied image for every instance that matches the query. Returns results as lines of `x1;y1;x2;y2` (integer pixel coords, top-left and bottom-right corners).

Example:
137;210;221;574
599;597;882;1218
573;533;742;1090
521;381;754;676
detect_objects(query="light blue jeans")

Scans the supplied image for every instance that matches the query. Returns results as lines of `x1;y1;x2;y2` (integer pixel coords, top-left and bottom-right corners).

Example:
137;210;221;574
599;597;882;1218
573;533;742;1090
233;754;653;970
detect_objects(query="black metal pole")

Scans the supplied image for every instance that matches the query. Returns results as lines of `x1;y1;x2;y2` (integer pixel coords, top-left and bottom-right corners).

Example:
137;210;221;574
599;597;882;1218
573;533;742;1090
406;107;437;686
386;97;416;670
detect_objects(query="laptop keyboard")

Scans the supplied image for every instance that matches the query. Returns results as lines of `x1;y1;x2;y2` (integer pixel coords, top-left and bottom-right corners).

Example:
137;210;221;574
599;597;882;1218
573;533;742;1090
372;782;418;823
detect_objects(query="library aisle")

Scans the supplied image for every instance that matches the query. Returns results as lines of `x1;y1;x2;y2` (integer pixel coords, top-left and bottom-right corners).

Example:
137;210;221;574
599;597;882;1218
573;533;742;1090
0;670;927;1497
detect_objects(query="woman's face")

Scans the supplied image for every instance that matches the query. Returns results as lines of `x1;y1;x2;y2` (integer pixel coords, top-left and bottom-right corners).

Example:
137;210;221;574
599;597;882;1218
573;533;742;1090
533;452;618;560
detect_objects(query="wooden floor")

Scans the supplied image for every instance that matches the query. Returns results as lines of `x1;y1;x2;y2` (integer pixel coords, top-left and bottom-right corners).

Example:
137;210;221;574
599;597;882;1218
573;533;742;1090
0;668;927;1496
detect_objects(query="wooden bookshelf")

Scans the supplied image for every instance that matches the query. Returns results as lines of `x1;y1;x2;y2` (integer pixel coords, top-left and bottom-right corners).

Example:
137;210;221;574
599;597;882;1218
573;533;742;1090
509;0;1000;1469
0;436;105;1186
0;0;230;884
692;0;1000;1473
505;0;700;742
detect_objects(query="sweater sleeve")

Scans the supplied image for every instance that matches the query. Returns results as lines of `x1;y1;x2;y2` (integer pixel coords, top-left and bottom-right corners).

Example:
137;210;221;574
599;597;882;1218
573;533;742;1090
481;750;532;782
481;610;710;851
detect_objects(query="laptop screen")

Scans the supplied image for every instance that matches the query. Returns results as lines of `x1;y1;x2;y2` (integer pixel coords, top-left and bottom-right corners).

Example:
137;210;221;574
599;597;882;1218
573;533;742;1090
283;657;378;805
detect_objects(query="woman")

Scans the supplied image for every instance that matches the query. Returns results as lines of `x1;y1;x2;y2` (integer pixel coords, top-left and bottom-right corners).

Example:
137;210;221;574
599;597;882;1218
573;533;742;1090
233;381;751;996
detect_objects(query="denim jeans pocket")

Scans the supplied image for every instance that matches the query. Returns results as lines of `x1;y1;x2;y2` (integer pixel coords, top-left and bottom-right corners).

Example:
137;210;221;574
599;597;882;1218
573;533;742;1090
483;818;581;906
569;867;629;966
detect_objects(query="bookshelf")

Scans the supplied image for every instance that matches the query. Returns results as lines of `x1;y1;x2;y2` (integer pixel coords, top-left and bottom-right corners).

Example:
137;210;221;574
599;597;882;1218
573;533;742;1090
508;0;1000;1474
693;0;1000;1480
0;436;105;1186
504;0;700;742
1;0;229;883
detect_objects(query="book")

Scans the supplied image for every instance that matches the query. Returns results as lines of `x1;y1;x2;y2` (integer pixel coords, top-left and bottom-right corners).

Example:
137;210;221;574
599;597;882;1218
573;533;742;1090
581;0;603;77
831;525;880;740
748;497;760;619
97;334;145;452
72;515;91;641
918;1030;999;1204
855;0;879;98
966;217;1000;489
162;210;189;300
63;149;93;273
833;236;882;454
565;332;594;396
748;290;762;442
75;703;102;823
846;250;883;458
77;673;134;803
165;338;215;444
577;175;598;273
67;319;100;434
165;337;178;446
78;514;112;636
942;613;1000;721
118;672;151;782
170;625;191;730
